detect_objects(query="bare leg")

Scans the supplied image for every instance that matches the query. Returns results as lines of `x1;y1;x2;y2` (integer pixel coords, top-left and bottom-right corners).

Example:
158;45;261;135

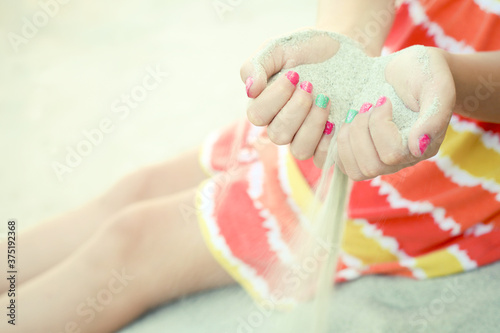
2;149;208;289
0;188;233;333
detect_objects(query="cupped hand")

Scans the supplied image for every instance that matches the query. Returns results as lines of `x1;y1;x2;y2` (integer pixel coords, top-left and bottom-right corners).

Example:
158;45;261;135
335;47;456;181
240;30;340;161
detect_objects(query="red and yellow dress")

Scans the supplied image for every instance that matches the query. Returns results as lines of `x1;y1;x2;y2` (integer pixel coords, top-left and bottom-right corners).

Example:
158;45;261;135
196;0;500;304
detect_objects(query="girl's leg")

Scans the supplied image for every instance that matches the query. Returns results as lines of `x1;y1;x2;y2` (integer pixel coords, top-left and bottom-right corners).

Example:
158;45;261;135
7;149;208;287
0;188;233;333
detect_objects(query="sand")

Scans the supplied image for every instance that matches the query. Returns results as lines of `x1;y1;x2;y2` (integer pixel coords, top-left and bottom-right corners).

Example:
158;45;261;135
251;29;438;332
254;29;437;145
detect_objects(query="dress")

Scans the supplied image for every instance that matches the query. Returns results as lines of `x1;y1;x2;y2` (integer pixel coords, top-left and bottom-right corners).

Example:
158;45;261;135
196;0;500;304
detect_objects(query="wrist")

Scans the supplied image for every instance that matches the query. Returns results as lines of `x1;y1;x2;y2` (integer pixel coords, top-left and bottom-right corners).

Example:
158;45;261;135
314;24;386;57
440;49;459;111
441;48;474;117
315;2;396;57
439;48;500;122
316;19;392;57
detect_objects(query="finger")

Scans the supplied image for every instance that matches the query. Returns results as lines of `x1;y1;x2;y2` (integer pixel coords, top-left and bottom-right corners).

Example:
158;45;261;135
267;81;314;145
240;42;286;99
351;108;410;179
369;97;414;166
246;71;299;126
348;109;387;180
333;144;346;174
290;92;331;159
337;109;365;180
314;131;335;169
407;51;455;158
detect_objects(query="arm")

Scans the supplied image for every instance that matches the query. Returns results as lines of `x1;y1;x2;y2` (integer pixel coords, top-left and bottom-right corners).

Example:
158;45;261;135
316;0;397;56
444;51;500;123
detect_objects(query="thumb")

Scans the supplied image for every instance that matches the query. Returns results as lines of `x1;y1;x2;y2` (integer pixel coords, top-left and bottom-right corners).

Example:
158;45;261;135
240;41;286;99
407;68;455;158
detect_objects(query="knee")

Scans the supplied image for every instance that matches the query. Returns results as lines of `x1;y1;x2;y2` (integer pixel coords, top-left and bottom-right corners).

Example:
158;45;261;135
99;166;157;209
98;202;168;262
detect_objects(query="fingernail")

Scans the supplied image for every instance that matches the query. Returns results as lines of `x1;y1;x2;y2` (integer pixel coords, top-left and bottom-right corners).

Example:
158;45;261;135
245;77;254;97
285;71;299;86
419;134;431;155
300;81;313;93
376;96;387;107
360;102;373;114
324;121;334;135
315;94;329;108
345;109;359;123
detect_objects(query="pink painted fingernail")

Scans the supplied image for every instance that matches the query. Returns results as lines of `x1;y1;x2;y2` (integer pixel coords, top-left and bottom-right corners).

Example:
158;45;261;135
376;96;387;107
324;121;334;135
300;81;313;93
419;134;431;155
245;77;254;98
360;102;373;113
285;71;299;86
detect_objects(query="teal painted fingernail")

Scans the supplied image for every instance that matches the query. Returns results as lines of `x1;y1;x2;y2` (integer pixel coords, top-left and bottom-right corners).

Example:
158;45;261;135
315;94;329;108
345;109;359;123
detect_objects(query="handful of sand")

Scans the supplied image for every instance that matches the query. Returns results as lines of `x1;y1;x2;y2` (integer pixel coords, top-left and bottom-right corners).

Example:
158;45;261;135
253;29;437;148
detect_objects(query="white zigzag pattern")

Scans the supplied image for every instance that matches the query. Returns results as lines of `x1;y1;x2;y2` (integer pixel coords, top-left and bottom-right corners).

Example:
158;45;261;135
464;222;495;237
337;252;363;280
473;0;500;15
405;0;476;53
449;115;500;155
447;244;478;270
371;177;462;235
434;155;500;201
351;219;427;279
247;162;296;266
434;116;500;201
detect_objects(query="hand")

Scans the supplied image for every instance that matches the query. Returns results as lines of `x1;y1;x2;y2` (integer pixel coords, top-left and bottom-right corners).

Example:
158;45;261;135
240;29;340;163
335;47;456;181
